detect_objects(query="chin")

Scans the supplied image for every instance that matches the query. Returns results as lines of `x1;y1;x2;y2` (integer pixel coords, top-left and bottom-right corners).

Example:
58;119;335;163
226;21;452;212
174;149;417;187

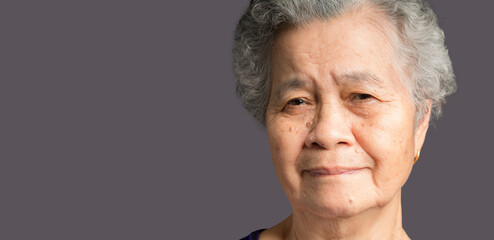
313;202;366;219
298;190;376;219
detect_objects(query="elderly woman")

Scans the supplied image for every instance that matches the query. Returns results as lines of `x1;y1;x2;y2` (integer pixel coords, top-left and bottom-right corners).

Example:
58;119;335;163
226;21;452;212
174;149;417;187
233;0;456;239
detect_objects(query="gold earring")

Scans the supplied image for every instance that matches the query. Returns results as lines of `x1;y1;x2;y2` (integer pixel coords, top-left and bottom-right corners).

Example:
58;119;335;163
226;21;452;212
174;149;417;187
413;150;420;165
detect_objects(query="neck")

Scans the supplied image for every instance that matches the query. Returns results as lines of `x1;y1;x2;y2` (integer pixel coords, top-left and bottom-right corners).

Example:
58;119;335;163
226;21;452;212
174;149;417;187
276;192;409;240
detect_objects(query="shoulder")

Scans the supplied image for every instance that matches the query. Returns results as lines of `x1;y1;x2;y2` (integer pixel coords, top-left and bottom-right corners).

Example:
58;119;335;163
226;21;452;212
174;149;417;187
241;215;291;240
239;229;265;240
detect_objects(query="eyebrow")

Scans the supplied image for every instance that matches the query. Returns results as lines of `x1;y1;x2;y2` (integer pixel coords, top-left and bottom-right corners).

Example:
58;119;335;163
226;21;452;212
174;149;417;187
271;78;308;102
339;71;384;88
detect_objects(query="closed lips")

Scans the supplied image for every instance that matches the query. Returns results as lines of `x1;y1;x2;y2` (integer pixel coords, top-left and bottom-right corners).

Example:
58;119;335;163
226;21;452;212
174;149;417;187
304;167;365;176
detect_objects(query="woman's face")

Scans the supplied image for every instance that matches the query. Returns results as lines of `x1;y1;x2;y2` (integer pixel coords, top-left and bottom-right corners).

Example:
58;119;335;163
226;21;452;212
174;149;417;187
266;15;431;218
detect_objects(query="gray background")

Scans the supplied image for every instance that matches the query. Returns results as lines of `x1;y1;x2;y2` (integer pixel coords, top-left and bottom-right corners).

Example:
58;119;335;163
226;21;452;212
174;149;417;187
1;0;492;239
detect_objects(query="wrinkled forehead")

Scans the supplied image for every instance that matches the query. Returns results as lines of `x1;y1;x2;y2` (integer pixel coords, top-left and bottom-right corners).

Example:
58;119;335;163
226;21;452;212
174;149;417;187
272;5;399;63
272;14;398;80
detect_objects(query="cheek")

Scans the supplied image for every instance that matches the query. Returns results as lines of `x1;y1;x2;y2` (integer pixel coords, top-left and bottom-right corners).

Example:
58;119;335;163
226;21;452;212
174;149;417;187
356;114;415;193
266;116;313;181
268;122;307;165
266;120;309;198
267;113;313;155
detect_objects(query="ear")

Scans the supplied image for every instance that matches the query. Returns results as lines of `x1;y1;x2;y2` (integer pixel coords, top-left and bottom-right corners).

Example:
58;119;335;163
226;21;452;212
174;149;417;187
414;100;432;153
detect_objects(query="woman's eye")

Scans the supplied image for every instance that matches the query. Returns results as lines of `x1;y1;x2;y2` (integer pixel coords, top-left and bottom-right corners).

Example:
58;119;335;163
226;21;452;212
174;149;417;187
282;98;310;113
286;98;306;106
353;93;373;100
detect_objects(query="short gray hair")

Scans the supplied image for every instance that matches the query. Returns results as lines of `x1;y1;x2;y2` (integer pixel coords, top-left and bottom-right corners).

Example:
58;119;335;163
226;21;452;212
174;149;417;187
232;0;456;126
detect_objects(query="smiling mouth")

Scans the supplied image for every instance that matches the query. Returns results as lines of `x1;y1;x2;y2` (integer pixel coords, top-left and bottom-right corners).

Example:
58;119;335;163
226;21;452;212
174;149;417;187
303;168;364;176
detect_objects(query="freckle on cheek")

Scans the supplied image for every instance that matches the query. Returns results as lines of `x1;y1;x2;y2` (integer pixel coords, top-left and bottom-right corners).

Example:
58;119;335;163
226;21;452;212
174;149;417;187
306;121;313;128
289;126;293;132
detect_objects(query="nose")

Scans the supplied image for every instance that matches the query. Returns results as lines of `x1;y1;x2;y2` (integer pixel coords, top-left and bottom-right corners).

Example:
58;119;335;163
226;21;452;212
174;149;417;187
304;102;355;149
